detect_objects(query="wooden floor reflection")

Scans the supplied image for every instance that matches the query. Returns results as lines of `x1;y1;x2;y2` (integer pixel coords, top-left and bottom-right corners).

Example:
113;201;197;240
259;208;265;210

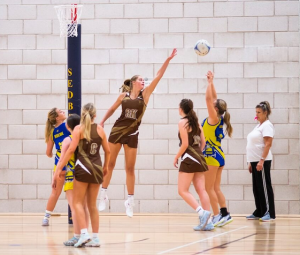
1;214;300;255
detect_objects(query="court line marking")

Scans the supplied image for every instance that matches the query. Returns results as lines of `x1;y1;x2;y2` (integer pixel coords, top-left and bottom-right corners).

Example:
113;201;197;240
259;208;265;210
192;233;257;254
157;226;248;255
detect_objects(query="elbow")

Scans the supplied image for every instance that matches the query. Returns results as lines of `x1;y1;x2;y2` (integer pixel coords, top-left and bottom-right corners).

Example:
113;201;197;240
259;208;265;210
46;152;52;158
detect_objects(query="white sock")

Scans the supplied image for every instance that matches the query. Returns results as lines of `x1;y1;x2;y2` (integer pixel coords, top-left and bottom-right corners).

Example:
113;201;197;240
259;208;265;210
196;206;204;217
80;228;88;236
101;187;107;192
128;194;134;200
92;233;98;239
74;234;80;239
44;210;52;220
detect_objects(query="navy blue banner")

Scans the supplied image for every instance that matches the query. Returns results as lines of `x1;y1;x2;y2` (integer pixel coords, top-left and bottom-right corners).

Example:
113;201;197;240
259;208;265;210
67;24;82;117
67;24;82;224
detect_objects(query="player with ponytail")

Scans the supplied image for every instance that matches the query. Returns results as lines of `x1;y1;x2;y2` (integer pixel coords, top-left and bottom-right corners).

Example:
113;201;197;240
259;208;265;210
98;49;177;217
202;71;233;227
42;108;70;226
174;99;213;231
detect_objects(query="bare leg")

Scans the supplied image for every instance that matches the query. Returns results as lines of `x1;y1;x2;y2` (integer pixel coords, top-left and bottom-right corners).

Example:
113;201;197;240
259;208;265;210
101;143;122;189
45;171;65;211
123;144;137;194
86;183;101;233
193;172;211;211
204;165;219;215
73;179;88;230
178;172;199;210
214;166;227;208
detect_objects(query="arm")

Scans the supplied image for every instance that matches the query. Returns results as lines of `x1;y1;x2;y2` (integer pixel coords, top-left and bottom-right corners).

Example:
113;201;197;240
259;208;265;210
143;49;177;103
199;124;206;152
206;71;219;125
46;139;54;158
54;137;71;178
99;93;126;127
256;137;273;171
97;125;111;176
173;120;189;168
55;126;80;175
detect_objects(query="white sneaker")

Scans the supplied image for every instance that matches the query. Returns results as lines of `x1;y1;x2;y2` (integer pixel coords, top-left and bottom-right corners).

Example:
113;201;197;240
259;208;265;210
98;192;108;212
124;199;134;218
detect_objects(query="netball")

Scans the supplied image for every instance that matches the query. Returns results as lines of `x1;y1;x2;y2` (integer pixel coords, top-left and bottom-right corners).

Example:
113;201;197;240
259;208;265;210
194;39;211;56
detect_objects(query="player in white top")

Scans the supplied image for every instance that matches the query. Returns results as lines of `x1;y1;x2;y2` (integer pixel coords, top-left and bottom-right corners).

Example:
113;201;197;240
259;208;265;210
246;101;275;222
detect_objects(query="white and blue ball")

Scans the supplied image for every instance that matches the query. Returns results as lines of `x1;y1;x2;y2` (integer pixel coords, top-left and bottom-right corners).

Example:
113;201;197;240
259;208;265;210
194;39;210;56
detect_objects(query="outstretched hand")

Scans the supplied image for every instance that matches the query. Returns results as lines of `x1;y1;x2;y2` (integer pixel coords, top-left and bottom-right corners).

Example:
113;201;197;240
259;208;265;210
168;48;177;60
206;71;214;83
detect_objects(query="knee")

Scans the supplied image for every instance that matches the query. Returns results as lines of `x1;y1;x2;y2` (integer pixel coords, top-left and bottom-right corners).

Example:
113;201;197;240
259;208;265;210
108;161;116;171
126;167;135;176
178;188;187;198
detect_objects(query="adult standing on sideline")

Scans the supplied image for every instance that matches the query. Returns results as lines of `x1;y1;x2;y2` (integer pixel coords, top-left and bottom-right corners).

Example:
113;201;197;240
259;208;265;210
202;71;233;227
98;49;177;218
246;101;276;222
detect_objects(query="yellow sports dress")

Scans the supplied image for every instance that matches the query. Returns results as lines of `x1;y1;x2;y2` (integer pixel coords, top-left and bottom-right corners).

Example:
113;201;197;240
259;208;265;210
64;135;75;192
202;117;225;167
51;122;70;172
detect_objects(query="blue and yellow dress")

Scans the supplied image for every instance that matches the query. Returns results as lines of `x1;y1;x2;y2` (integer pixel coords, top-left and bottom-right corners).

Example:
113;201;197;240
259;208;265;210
202;117;225;167
64;135;75;192
51;122;70;172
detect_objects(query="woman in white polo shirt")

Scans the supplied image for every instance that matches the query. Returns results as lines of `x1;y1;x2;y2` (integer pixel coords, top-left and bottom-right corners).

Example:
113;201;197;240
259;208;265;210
246;101;275;222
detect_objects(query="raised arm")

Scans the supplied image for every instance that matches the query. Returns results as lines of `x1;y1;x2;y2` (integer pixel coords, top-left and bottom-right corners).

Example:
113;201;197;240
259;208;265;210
99;93;126;127
206;71;219;125
97;125;111;177
142;49;177;103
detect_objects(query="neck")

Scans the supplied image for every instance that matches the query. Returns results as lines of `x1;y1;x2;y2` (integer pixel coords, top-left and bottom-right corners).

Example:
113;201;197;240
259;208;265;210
260;118;267;124
55;120;63;127
131;89;140;97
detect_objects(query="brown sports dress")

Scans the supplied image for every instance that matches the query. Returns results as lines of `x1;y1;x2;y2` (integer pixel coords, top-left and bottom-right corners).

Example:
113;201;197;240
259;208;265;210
74;123;103;184
108;91;146;148
178;129;208;173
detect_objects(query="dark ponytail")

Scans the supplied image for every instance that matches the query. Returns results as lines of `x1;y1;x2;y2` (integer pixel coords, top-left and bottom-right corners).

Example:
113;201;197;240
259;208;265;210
180;99;200;137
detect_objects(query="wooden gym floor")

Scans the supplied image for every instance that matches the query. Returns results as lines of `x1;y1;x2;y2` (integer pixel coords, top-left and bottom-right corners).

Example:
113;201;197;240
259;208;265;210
0;214;299;255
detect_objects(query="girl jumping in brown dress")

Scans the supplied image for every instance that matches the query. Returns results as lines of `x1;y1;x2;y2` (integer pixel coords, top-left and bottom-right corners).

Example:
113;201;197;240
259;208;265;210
99;49;177;217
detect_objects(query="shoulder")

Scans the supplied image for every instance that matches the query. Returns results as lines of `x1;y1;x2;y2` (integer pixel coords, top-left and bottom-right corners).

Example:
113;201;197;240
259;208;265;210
201;118;207;126
62;136;72;145
263;120;274;129
97;124;105;138
178;118;188;128
119;92;127;99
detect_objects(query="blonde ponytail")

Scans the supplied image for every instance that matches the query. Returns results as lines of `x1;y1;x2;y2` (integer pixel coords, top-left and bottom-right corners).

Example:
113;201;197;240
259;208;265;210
45;108;58;142
81;103;96;142
119;75;141;93
216;99;233;138
223;111;233;138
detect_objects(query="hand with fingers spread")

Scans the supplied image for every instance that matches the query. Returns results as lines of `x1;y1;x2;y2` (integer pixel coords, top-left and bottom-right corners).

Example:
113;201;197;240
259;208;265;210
168;48;177;60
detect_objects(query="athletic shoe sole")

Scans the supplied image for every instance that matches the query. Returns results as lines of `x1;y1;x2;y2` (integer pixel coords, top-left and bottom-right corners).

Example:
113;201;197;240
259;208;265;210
218;218;233;227
74;238;91;248
213;218;225;227
246;218;259;220
259;218;275;222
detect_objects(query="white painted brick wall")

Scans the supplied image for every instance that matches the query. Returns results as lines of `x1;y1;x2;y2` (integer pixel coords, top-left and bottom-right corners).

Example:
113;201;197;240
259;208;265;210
0;0;298;214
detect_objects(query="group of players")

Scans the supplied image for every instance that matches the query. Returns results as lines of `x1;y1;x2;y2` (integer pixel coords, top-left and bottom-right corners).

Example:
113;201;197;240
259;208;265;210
41;49;234;248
